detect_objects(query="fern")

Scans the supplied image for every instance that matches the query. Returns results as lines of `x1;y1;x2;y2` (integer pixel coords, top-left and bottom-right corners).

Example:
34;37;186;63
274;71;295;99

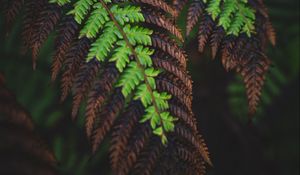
63;0;177;144
2;0;211;174
184;0;276;115
204;0;256;37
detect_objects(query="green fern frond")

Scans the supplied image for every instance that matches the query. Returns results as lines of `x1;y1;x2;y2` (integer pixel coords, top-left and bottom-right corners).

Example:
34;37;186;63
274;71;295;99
204;0;256;37
53;0;176;144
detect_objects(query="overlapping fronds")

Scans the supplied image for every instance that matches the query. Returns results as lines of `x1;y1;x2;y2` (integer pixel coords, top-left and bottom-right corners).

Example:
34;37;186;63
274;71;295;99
2;0;210;174
185;0;275;115
0;75;58;175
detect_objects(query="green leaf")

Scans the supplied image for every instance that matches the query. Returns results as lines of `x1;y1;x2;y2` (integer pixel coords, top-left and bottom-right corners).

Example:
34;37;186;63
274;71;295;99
87;22;121;61
124;25;153;46
111;5;145;25
68;0;96;24
134;84;152;107
135;46;154;67
116;62;144;97
205;0;256;36
153;127;163;136
49;0;71;6
109;41;132;72
153;92;172;110
80;3;109;38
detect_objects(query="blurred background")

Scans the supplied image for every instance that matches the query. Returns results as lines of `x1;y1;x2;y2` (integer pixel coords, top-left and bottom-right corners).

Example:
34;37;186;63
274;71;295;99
0;0;299;175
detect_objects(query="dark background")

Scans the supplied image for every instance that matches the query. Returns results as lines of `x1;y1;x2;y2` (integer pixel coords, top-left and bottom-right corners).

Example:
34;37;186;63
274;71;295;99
0;0;299;174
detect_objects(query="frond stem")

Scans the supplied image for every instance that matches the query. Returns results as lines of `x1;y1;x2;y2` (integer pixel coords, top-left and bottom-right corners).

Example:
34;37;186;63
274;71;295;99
99;0;167;136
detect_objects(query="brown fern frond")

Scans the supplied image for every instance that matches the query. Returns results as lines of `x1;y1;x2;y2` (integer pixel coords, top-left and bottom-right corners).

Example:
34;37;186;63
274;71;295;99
3;0;24;30
186;0;205;35
173;124;211;166
198;15;214;53
30;3;61;69
210;27;225;59
156;76;192;110
22;0;47;50
60;38;90;102
143;10;183;42
85;65;119;139
152;56;192;93
169;101;197;133
133;0;177;17
113;123;152;175
131;139;163;175
91;89;125;153
171;143;206;175
184;0;275;115
72;59;100;119
109;102;144;171
238;49;271;115
221;36;238;71
265;21;276;46
51;16;79;81
151;33;187;69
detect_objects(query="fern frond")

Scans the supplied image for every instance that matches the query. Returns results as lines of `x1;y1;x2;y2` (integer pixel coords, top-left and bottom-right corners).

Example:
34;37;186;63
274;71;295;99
72;59;100;119
184;0;275;115
151;34;187;69
132;0;178;17
109;101;144;171
3;0;24;30
186;0;205;35
206;0;256;37
2;0;211;174
198;15;214;52
238;47;271;115
85;64;119;139
210;26;225;59
144;10;183;41
60;38;90;101
31;3;61;69
91;89;125;153
51;16;79;81
22;0;47;50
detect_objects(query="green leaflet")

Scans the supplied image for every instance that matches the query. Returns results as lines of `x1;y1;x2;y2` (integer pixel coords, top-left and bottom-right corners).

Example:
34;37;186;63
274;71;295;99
51;0;176;144
49;0;70;6
205;0;256;37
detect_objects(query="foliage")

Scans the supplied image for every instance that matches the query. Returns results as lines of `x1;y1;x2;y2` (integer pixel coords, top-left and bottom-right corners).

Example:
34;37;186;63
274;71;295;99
1;0;210;174
183;0;276;116
1;0;294;174
204;0;256;37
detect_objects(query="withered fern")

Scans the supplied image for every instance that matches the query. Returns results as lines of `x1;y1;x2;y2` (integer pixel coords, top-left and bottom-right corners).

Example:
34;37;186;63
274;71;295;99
2;0;211;174
184;0;276;115
0;74;58;175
